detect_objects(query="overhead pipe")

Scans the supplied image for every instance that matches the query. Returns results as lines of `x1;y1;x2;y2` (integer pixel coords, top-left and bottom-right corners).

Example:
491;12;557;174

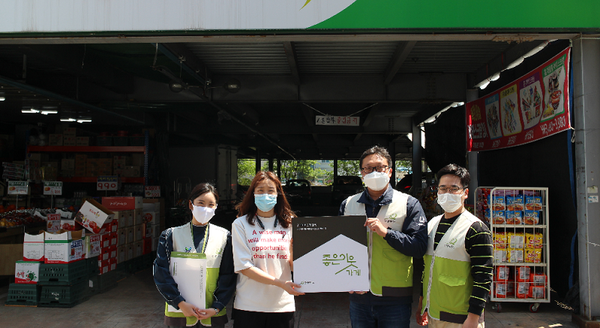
0;74;145;125
153;44;297;160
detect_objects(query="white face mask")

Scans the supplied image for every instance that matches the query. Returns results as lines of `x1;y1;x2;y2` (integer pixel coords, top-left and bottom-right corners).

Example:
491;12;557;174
192;204;216;225
437;192;464;213
362;171;390;191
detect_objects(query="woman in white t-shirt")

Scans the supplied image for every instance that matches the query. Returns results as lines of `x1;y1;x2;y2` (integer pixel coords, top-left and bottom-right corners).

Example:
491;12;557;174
231;171;304;328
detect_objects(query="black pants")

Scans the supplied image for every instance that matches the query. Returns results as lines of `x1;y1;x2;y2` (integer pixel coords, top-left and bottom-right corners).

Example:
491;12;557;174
232;309;294;328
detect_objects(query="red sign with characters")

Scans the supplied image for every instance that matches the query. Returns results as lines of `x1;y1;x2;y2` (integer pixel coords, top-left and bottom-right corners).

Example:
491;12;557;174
467;48;571;152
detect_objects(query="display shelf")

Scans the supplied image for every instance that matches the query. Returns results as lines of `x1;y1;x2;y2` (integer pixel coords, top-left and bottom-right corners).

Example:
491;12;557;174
59;177;144;183
28;146;145;153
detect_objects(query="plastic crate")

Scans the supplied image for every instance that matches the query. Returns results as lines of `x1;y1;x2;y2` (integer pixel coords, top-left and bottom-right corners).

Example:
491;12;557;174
97;270;120;293
38;281;88;308
39;260;87;285
5;283;39;306
86;257;100;277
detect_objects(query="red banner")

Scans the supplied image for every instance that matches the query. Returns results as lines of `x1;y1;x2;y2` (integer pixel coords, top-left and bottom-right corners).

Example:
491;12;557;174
467;48;571;152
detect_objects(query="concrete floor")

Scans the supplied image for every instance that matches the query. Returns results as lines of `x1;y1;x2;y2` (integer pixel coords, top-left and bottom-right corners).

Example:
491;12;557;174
0;266;578;328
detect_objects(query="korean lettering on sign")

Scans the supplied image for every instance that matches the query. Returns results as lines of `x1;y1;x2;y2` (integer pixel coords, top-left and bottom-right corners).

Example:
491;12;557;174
315;115;360;126
322;253;361;276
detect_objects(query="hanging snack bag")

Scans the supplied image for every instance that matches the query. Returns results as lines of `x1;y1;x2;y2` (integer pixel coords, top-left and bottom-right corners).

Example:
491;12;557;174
506;211;523;225
529;285;546;299
492;195;506;211
525;196;543;211
526;232;544;249
506;195;524;211
508;232;525;249
531;273;547;286
493;210;506;224
524;210;541;225
494;249;507;263
508;248;524;263
525;249;542;263
496;265;510;281
516;282;530;298
493;232;507;249
494;282;507;298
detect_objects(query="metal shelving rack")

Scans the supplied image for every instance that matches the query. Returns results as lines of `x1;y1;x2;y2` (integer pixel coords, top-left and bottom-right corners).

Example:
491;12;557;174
475;187;550;313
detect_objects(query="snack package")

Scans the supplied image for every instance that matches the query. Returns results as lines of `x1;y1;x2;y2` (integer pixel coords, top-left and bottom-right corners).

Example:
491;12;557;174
492;195;506;211
493;232;507;249
508;232;525;249
494;282;507;298
516;266;531;282
493;210;506;224
525;196;543;211
496;266;510;281
494;249;507;263
524;210;541;225
508;248;524;263
484;208;491;222
516;282;529;298
507;281;515;297
506;211;523;225
506;195;524;211
526;232;544;249
531;273;547;286
525;249;542;263
529;285;546;299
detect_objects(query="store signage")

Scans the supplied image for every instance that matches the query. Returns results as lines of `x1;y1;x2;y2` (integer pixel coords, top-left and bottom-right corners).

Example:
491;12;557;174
97;176;119;191
47;213;61;232
145;186;161;198
466;48;571;152
7;181;28;195
316;115;360;127
43;181;63;196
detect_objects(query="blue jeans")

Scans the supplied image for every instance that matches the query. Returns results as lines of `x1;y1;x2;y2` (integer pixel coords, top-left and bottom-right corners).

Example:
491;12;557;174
349;301;412;328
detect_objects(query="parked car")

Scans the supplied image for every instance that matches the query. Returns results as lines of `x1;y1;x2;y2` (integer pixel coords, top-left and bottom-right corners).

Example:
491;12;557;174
331;176;364;204
284;179;312;205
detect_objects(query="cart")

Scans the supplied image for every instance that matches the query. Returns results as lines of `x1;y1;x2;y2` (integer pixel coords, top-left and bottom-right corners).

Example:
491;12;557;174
475;187;550;313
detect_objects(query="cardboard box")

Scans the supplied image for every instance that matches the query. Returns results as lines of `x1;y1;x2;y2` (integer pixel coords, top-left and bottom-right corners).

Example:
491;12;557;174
99;259;110;275
76;137;89;146
62;127;77;136
110;246;117;259
131;153;144;166
134;208;143;225
63;135;77;146
60;219;78;231
134;224;143;242
110;220;119;233
23;231;45;261
47;213;61;233
85;234;101;258
126;244;134;262
126;227;134;244
143;237;152;255
102;196;143;211
44;230;86;264
75;199;115;234
111;232;118;247
153;224;161;239
110;258;117;271
134;241;143;258
99;246;111;261
117;245;128;263
142;211;157;225
61;158;75;170
101;232;112;249
118;229;127;246
121;166;140;177
15;261;41;284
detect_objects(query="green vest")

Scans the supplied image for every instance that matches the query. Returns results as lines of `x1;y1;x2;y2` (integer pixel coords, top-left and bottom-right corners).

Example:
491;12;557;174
422;212;478;324
344;190;413;297
165;223;229;327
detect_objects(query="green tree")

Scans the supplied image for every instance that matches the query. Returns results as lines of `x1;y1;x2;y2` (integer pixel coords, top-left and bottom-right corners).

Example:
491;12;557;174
237;159;257;185
336;159;360;176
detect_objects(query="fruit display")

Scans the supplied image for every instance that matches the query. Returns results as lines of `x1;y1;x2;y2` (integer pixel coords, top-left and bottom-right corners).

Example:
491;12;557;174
0;208;60;229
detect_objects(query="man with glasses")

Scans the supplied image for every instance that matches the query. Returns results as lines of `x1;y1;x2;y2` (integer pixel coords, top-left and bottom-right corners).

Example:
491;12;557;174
416;164;492;328
339;145;428;328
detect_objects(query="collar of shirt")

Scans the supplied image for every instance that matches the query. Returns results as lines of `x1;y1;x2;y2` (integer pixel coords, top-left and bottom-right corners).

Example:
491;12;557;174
357;185;394;216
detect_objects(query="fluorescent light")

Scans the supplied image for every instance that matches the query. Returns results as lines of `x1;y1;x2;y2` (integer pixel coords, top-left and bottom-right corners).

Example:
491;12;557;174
489;72;501;81
0;97;5;101
479;80;490;90
60;118;77;122
77;119;92;123
21;108;40;114
506;57;525;70
41;110;58;115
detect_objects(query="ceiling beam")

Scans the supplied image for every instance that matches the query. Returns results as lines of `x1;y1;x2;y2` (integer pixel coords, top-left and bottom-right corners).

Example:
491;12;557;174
161;43;213;85
384;41;416;85
282;41;300;85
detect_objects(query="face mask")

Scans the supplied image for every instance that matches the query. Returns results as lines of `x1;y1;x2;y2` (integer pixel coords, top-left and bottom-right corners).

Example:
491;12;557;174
254;193;278;212
362;171;390;191
192;204;216;225
437;192;464;213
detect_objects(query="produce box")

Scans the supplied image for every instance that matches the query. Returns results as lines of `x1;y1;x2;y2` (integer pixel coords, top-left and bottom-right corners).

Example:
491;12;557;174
74;198;114;234
102;196;143;211
44;230;86;264
23;231;45;261
85;234;101;258
15;261;41;284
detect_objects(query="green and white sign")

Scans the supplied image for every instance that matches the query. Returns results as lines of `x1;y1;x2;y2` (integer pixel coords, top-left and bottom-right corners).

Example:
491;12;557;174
7;181;28;195
43;181;63;196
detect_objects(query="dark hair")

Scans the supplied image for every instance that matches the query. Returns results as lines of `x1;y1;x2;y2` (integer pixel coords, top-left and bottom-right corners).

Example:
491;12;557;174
235;171;295;228
436;164;470;188
359;145;392;169
189;183;219;203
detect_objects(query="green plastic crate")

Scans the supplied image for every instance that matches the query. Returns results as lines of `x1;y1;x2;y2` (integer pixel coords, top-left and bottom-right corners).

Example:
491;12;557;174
85;257;99;277
97;270;120;293
39;260;87;285
38;281;88;308
5;283;39;306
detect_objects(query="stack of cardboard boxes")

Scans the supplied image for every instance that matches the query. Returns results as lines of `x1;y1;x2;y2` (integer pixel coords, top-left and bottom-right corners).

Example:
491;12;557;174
49;127;89;147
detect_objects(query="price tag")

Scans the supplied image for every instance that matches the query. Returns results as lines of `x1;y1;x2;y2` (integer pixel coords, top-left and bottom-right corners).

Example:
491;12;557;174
7;181;29;195
97;176;119;191
145;186;161;198
44;181;63;195
47;213;61;232
315;115;360;126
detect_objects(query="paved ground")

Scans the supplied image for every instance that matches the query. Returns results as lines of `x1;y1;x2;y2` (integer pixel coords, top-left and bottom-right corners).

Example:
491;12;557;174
0;266;578;328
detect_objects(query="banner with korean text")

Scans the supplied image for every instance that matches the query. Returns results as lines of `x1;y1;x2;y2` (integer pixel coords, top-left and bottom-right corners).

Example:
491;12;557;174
467;48;571;152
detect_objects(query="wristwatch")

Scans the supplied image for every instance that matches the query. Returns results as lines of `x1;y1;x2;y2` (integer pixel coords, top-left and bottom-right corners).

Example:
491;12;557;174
213;308;220;314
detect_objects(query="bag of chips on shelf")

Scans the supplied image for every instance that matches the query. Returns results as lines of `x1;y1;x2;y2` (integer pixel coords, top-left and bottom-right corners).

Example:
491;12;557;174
516;266;531;282
508;248;524;263
529;285;546;299
493;232;507;249
508;232;525;249
495;265;510;281
516;282;529;298
494;249;507;263
494;282;507;298
526;232;544;249
493;210;506;224
525;196;543;211
531;273;547;286
492;195;506;211
506;210;523;225
524;210;541;225
525;248;542;263
506;195;524;211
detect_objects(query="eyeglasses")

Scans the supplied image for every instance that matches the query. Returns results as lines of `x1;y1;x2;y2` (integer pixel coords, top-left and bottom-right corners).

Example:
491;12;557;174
360;165;389;173
437;186;464;194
